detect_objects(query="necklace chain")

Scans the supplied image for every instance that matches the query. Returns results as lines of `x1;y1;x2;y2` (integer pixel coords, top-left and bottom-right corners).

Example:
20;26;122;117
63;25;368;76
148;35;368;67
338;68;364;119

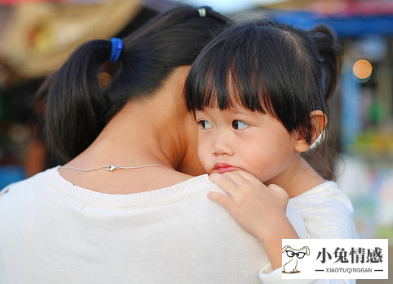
60;163;172;172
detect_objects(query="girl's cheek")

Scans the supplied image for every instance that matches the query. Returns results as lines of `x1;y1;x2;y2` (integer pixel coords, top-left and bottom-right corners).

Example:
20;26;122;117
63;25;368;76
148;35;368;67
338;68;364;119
197;142;210;168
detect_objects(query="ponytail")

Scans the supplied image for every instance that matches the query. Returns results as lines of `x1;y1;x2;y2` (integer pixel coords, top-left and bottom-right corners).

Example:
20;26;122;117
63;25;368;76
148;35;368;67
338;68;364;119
45;40;112;161
309;25;340;102
305;25;341;180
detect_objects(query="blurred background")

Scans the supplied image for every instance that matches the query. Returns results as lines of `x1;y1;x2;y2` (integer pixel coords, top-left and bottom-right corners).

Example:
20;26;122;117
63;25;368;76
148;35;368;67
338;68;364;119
0;0;392;281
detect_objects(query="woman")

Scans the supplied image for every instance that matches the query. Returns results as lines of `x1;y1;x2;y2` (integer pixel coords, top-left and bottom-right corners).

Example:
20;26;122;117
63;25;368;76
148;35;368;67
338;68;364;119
0;6;307;284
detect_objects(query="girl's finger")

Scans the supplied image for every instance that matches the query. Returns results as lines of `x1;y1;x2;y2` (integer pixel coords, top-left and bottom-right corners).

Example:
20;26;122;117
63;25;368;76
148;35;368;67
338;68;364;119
268;183;289;200
268;183;286;194
207;191;233;210
209;173;238;196
222;171;247;186
233;170;259;182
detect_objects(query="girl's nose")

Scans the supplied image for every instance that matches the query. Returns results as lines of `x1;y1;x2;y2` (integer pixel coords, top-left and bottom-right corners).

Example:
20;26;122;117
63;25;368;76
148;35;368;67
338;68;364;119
212;133;234;156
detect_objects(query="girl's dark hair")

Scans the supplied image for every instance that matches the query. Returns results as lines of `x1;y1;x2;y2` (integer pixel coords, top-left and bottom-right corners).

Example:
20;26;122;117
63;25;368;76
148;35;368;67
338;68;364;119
45;5;231;162
185;19;340;179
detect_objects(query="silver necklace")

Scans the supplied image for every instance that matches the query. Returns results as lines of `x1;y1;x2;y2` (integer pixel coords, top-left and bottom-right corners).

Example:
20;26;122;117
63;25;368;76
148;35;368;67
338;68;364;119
60;163;172;172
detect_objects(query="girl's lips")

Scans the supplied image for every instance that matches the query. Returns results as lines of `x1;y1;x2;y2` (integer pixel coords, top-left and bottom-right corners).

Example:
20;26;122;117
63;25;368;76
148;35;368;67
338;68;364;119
213;163;238;174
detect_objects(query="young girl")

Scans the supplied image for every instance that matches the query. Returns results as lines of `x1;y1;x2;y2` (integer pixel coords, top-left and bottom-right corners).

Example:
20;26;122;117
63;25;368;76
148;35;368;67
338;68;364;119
185;19;358;279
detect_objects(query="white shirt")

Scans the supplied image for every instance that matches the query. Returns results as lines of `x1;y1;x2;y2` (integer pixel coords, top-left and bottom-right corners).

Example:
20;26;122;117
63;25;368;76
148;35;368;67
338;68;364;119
0;167;357;284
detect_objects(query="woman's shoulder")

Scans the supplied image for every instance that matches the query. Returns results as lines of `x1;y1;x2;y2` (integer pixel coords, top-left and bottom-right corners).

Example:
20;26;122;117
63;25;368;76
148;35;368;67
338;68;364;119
1;170;219;209
0;167;62;222
0;166;60;198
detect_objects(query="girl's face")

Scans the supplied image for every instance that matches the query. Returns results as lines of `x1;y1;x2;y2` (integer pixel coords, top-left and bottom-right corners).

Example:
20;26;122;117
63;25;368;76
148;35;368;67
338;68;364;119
195;105;301;184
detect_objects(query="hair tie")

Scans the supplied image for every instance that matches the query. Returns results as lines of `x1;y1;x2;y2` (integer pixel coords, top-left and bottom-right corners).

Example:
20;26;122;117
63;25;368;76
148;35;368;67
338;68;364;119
109;38;123;63
198;8;206;17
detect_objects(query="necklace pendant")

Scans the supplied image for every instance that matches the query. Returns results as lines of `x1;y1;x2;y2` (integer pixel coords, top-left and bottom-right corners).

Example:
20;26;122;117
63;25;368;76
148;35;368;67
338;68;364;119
106;164;119;172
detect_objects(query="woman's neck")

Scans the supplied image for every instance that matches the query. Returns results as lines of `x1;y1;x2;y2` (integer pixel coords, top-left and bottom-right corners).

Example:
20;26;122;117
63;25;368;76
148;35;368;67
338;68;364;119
92;101;184;168
60;104;191;194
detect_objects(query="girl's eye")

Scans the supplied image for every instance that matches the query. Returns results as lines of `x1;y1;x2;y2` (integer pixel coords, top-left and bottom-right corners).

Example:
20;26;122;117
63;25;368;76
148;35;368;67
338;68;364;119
232;120;249;130
197;120;213;130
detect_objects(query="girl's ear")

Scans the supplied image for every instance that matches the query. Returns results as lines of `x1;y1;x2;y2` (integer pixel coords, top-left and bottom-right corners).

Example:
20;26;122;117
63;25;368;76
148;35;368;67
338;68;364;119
294;110;328;153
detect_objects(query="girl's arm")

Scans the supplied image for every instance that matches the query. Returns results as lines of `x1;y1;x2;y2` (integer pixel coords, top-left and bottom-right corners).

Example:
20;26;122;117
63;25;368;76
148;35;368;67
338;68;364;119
208;170;299;269
208;171;357;284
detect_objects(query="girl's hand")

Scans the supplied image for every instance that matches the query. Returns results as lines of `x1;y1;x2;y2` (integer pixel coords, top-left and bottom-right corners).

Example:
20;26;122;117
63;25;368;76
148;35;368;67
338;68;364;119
208;170;289;241
209;170;299;269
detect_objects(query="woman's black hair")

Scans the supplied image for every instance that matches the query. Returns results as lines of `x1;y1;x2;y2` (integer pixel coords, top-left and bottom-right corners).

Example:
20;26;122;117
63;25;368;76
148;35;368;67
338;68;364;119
185;19;340;179
45;5;232;162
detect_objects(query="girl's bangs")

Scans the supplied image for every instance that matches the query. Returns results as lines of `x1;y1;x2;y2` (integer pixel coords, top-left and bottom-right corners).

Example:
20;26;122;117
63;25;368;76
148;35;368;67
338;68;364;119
191;58;275;116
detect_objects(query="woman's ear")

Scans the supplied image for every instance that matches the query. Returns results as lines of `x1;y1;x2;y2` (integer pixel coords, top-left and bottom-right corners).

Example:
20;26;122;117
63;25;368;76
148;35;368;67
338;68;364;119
294;110;328;153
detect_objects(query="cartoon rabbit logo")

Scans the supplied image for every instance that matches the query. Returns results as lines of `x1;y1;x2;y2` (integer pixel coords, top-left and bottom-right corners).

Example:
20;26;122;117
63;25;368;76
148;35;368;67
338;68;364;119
282;245;310;273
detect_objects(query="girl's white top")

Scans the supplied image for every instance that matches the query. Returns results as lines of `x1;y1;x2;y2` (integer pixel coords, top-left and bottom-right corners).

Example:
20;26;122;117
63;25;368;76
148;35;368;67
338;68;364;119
0;167;357;284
